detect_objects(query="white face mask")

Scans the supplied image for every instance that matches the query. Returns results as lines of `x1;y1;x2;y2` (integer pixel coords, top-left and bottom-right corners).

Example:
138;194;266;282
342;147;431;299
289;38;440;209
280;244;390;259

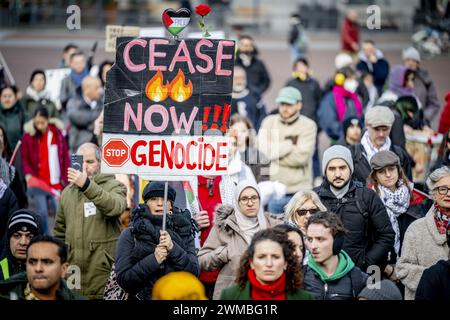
343;79;358;93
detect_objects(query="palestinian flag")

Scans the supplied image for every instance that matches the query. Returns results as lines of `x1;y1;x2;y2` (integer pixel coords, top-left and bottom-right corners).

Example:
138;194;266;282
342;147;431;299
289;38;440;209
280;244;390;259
162;10;190;36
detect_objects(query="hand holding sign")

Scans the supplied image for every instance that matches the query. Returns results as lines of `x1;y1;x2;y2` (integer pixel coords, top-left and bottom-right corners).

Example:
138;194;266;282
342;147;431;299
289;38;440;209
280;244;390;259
193;210;210;230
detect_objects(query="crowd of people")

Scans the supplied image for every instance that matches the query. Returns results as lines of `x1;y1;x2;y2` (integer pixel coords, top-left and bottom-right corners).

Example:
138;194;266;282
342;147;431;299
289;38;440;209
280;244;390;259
0;9;449;301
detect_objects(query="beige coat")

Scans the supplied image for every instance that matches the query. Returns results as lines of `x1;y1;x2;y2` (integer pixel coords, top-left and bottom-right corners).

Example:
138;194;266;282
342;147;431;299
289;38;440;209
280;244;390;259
198;205;281;300
258;113;317;193
396;206;450;300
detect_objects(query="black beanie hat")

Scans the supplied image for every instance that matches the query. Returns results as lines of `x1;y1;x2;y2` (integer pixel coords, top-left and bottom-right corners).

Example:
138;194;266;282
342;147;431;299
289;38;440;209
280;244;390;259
7;209;41;239
343;116;362;135
142;181;176;203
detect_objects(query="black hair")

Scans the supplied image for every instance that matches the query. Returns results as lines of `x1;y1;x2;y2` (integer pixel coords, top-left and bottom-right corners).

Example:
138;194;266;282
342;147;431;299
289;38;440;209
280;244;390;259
98;60;114;86
29;69;46;85
33;106;49;119
63;43;79;53
293;57;309;69
0;125;13;159
28;235;68;264
0;85;18;96
273;223;306;259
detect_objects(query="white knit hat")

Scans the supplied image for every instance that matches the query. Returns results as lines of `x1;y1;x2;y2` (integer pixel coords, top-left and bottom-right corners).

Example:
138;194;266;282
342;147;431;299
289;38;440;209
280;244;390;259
402;47;421;62
334;52;353;69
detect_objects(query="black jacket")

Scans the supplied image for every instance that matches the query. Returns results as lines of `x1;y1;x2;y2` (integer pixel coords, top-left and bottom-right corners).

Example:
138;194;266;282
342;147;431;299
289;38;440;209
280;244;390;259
415;260;450;300
285;76;323;124
348;143;413;186
235;51;271;95
314;180;395;271
115;205;199;300
0;187;18;257
303;265;368;300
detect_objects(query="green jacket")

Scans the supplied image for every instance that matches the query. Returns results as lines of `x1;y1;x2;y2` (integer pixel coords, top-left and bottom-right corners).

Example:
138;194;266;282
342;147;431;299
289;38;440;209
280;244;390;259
54;173;127;299
0;272;87;300
220;281;314;300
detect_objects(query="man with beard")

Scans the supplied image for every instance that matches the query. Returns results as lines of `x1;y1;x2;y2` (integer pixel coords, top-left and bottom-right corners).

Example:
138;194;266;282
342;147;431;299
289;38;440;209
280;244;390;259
0;235;85;300
235;35;271;95
54;142;127;299
231;66;267;131
258;87;317;213
0;210;42;281
314;145;395;272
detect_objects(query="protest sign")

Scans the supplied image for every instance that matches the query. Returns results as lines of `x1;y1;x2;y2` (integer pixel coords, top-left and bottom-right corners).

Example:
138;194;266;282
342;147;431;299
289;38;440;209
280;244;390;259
45;68;71;110
105;25;140;53
101;37;235;178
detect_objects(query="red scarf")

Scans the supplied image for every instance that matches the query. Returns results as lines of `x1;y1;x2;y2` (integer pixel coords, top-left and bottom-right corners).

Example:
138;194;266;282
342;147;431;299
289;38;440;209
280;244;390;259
332;85;363;122
247;269;287;300
433;204;450;235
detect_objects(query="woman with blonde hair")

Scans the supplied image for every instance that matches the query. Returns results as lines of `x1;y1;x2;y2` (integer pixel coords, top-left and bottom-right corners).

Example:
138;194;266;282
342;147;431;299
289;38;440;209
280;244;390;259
284;189;327;234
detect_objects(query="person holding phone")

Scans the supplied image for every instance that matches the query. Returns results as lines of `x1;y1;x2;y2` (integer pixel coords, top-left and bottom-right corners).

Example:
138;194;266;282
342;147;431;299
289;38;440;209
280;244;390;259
21;107;69;234
53;142;127;299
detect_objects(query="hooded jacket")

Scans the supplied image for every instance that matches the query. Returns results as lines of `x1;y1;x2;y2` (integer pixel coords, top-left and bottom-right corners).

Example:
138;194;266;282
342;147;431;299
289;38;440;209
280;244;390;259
0;101;26;150
21;119;70;188
0;272;86;300
314;179;395;271
235;50;271;95
304;251;368;300
258;113;317;193
21;86;60;120
115;204;198;300
66;93;103;153
198;181;281;300
356;49;390;95
414;68;440;123
53;173;127;299
396;206;450;300
285;75;323;124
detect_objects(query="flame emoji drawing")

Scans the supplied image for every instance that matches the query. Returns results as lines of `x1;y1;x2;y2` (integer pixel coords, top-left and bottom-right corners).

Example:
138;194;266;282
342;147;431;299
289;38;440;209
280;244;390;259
170;69;193;102
145;70;170;102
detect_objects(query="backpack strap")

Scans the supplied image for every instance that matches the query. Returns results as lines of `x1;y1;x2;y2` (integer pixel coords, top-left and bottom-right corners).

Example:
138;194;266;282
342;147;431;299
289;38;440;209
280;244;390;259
349;267;366;299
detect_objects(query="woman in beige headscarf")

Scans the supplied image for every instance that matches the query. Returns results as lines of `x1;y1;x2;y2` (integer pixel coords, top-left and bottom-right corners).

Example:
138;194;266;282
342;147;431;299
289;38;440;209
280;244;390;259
198;180;281;300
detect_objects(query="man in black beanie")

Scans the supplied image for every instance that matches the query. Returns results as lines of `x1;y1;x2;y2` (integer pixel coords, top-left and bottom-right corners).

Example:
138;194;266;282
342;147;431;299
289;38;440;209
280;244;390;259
0;209;42;281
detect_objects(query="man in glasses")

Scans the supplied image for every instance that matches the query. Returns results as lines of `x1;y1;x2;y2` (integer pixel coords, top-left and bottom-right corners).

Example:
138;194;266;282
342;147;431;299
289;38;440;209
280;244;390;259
314;145;395;273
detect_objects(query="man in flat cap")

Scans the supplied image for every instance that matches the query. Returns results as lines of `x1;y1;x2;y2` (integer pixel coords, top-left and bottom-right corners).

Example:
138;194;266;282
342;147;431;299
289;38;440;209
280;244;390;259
349;106;412;185
0;209;42;281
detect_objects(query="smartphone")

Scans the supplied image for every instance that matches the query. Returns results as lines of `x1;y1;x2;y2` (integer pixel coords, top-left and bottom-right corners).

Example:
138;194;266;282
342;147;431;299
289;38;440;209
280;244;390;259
71;154;83;172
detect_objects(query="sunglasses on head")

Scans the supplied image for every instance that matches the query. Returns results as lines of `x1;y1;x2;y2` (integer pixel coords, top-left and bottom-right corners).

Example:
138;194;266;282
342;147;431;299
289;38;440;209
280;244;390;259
295;208;320;216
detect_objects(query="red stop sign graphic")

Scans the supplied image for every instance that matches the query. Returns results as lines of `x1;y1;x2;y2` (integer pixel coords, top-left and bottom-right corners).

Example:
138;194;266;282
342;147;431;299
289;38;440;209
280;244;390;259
103;139;130;167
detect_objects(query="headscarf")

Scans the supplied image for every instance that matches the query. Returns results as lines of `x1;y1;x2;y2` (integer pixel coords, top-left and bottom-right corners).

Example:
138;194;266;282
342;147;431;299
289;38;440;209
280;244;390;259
233;180;267;245
388;65;414;97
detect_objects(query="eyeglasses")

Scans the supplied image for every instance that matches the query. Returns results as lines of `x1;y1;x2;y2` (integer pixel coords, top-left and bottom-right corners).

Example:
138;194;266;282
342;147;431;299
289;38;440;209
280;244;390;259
296;208;320;216
433;186;450;196
239;196;259;204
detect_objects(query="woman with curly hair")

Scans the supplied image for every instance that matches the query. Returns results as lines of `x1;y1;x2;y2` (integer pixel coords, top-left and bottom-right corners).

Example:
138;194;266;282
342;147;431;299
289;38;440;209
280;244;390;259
220;228;313;300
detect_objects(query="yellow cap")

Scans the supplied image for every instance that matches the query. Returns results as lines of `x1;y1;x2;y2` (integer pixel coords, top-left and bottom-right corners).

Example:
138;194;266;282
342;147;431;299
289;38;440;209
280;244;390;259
152;271;208;300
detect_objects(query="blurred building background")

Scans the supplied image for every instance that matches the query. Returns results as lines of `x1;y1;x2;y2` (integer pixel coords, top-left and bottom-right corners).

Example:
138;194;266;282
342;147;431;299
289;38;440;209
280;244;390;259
0;0;445;34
